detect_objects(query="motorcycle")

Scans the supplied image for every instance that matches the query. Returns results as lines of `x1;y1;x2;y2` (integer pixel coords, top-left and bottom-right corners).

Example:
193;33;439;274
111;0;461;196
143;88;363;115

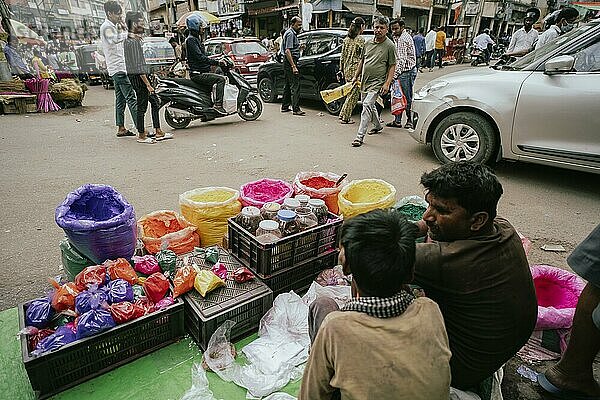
470;47;487;67
491;43;506;60
155;56;263;129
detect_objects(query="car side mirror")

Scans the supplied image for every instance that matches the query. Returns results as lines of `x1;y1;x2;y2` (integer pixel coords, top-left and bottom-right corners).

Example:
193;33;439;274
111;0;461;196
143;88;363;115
544;55;575;75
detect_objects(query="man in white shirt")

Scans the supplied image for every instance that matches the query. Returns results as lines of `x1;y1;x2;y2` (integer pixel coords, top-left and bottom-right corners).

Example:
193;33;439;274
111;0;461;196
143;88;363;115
506;9;539;57
536;7;579;50
424;27;437;71
473;29;494;64
100;0;138;137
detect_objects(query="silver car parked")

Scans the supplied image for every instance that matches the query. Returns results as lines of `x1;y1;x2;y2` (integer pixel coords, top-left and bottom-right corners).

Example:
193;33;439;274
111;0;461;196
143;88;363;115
409;20;600;174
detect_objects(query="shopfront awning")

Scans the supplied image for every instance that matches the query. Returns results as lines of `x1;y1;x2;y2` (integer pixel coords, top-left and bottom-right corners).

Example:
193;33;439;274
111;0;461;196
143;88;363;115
572;2;600;11
218;13;244;21
343;1;383;16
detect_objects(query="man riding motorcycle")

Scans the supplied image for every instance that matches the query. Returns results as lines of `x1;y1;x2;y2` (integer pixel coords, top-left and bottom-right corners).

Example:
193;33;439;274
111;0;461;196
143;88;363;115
185;15;228;115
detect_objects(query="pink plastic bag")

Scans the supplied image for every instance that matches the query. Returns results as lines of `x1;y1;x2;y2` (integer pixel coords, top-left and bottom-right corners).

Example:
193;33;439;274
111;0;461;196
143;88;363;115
132;255;161;275
531;264;585;330
240;179;293;208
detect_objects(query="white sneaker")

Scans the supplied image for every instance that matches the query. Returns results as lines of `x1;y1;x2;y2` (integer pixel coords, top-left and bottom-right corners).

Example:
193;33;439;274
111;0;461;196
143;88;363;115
136;137;156;144
156;132;174;141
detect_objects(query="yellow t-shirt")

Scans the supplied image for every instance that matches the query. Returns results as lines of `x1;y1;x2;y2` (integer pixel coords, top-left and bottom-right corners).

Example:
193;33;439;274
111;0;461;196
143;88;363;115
435;31;446;49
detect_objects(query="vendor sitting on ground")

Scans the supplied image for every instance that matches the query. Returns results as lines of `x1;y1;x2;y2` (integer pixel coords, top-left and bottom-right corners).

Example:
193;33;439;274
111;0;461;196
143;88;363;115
299;209;451;400
413;161;537;392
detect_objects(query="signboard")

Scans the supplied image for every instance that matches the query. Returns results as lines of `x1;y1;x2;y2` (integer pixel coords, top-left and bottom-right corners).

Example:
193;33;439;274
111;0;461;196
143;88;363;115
464;1;479;16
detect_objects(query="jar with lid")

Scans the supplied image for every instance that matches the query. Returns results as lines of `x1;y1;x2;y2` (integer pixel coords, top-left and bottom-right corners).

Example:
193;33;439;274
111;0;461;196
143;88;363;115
261;202;281;221
295;207;319;231
281;198;300;212
277;210;300;237
295;194;310;208
308;199;329;225
235;206;262;235
255;220;282;244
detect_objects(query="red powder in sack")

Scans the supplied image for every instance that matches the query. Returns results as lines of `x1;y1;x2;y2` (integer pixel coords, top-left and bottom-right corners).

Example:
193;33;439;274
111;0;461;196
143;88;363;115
301;177;336;190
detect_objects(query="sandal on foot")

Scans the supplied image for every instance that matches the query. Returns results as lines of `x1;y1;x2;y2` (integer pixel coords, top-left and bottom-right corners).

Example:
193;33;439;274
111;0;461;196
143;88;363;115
340;119;355;124
538;372;600;400
386;121;402;128
156;132;174;141
116;130;135;137
137;137;156;144
351;139;363;147
367;127;383;135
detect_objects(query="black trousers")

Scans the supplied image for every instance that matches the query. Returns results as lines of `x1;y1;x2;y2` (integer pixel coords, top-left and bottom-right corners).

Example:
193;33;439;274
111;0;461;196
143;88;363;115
282;58;300;112
191;72;226;106
130;75;161;133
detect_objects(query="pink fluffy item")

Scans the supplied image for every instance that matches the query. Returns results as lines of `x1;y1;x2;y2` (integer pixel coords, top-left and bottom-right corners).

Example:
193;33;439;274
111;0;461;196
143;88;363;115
240;178;293;208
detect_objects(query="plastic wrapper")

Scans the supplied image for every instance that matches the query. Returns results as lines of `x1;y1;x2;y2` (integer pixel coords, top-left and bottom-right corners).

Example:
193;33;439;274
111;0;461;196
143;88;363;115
132;284;145;300
135;297;155;315
203;320;237;379
26;297;55;328
211;262;228;280
293;171;346;214
233;267;254;283
194;246;220;265
74;265;107;291
393;195;429;222
531;264;586;330
32;323;76;356
194;270;225;297
75;285;109;314
303;281;353;308
105;258;138;285
239;179;293;208
143;272;169;303
180;363;217;400
156;249;177;276
50;279;79;312
76;308;116;339
109;301;144;324
55;184;137;264
518;231;532;255
60;237;94;280
105;279;134;304
179;187;242;247
137;210;199;255
155;296;174;310
21;327;55;353
132;255;161;275
173;265;197;298
315;266;349;287
337;179;397;219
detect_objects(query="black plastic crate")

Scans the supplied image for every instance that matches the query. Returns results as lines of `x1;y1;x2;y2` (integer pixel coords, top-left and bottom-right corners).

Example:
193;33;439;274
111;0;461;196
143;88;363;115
228;212;342;276
19;298;184;399
177;249;273;350
249;251;339;297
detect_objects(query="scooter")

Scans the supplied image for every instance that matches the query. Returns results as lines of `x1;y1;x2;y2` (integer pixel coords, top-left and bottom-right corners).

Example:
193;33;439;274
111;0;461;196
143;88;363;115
470;47;487;67
155;56;263;129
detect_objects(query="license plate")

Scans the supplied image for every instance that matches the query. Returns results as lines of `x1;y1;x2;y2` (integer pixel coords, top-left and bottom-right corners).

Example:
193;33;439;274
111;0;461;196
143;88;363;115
249;66;259;72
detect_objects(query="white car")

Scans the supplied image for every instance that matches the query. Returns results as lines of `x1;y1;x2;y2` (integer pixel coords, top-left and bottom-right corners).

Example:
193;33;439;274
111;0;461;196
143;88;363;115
409;20;600;174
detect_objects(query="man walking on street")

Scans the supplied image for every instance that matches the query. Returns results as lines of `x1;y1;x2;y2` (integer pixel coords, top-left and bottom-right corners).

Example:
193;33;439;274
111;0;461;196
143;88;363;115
281;16;305;116
387;19;416;129
425;27;437;71
435;26;446;68
351;16;396;147
473;29;494;65
100;0;138;137
505;8;540;57
413;28;426;73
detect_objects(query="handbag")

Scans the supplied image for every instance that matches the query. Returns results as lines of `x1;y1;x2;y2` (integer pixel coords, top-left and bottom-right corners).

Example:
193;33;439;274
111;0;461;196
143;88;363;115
390;80;407;116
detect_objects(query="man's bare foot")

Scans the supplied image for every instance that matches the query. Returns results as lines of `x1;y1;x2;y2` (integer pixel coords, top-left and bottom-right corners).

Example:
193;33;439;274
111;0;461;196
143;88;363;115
543;364;600;397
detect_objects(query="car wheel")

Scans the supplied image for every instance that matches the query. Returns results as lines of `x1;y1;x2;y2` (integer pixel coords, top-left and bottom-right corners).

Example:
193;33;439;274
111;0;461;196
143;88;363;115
432;112;497;165
258;77;276;103
323;83;343;115
165;108;191;129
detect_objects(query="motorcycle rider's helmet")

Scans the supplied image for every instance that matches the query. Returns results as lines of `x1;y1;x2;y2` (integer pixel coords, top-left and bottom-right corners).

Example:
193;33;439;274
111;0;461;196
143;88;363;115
186;15;207;32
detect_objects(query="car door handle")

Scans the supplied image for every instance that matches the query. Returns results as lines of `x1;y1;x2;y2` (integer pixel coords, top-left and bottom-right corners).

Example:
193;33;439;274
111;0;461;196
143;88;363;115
321;61;331;64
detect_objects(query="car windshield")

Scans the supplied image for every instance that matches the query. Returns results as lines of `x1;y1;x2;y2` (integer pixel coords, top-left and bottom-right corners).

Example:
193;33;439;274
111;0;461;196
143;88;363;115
232;42;268;55
508;22;597;70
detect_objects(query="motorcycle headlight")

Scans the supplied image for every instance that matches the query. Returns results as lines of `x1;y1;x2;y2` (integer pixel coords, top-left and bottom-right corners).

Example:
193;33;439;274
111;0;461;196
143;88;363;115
415;81;449;100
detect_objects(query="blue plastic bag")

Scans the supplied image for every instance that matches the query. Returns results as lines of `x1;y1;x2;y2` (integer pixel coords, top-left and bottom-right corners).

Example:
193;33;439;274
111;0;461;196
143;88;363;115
75;285;109;314
26;297;55;328
76;309;116;339
32;324;77;356
105;279;134;304
55;184;137;264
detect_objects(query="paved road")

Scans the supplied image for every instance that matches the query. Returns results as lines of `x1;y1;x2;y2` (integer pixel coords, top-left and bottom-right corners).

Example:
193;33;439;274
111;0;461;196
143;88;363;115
0;64;599;311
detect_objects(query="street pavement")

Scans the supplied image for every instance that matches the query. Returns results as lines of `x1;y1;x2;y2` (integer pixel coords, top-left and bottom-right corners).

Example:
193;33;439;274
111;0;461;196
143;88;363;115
0;63;599;399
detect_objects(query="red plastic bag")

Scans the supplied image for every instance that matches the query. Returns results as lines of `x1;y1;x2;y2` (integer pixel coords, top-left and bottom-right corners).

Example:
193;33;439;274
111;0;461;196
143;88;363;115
390;80;407;116
74;265;106;291
50;279;80;312
233;267;254;283
143;272;170;303
134;297;155;315
132;255;161;275
109;301;144;324
173;265;197;298
105;258;138;285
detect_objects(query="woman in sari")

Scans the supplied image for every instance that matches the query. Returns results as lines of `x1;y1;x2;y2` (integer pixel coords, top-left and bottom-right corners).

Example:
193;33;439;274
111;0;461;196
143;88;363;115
338;17;365;124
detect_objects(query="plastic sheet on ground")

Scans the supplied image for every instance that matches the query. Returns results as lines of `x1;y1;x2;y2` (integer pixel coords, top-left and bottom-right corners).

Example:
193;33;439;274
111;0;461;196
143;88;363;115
180;363;217;400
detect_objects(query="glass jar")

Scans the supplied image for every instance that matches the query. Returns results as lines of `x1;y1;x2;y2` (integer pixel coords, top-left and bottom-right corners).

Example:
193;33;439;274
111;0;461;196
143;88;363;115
277;209;300;237
281;198;300;212
261;202;281;221
295;207;319;231
308;199;329;225
255;220;282;244
235;206;262;235
295;194;310;208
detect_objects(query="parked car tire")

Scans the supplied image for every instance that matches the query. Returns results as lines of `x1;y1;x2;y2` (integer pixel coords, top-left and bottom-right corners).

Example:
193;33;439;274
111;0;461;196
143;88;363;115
323;83;344;115
165;108;191;129
238;94;263;121
258;77;276;103
432;111;497;165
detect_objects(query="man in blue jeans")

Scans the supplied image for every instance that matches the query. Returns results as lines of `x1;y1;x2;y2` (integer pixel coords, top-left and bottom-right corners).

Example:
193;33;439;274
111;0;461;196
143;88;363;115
100;1;137;138
387;19;416;129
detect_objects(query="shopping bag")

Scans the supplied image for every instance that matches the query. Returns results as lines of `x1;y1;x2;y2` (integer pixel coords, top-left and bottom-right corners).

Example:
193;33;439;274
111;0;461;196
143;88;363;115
390;80;407;116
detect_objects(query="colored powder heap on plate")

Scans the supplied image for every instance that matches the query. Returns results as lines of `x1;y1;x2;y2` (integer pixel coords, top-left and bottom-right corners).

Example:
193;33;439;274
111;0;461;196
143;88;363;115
189;190;233;203
301;176;336;190
245;180;290;202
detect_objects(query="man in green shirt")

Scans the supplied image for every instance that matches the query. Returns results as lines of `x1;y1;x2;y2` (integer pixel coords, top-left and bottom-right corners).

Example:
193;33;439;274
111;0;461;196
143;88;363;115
351;16;396;147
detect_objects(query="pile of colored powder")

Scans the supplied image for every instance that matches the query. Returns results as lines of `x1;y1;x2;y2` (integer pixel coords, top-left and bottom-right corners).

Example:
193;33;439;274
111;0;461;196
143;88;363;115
398;204;427;221
301;176;336;190
243;180;291;202
189;189;234;203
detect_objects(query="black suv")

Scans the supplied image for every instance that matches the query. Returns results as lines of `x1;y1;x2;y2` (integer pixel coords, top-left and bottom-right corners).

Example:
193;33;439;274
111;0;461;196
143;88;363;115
257;29;347;115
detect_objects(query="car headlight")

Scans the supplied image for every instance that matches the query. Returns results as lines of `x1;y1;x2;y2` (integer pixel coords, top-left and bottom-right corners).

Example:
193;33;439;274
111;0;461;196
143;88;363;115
415;81;449;100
